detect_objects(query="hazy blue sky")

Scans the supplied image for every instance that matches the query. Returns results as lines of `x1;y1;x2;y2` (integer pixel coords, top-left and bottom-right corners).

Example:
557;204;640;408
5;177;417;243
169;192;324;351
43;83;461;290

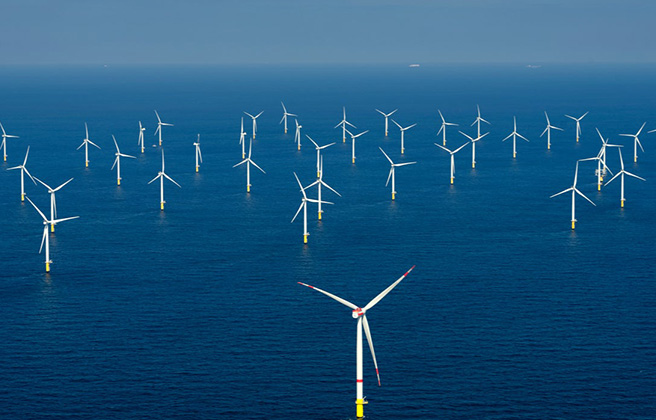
2;0;654;65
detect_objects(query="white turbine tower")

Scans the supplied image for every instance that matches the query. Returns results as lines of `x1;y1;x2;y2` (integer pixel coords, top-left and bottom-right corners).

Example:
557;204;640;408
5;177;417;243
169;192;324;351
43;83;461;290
434;141;470;184
502;116;529;159
335;107;356;143
540;111;563;150
298;265;415;419
459;131;489;169
291;172;331;244
593;128;620;190
437;110;458;146
550;159;596;229
304;157;341;220
345;129;369;164
138;121;146;153
471;105;490;139
7;146;36;201
193;134;202;173
154;110;173;147
294;119;302;151
244;111;264;140
280;102;297;134
605;148;646;208
379;147;416;200
148;149;181;211
565;111;589;143
77;123;101;167
619;122;646;163
233;139;265;193
0;121;20;162
307;135;335;178
25;196;78;273
375;108;398;136
111;135;136;186
239;117;247;159
33;176;74;232
391;119;416;155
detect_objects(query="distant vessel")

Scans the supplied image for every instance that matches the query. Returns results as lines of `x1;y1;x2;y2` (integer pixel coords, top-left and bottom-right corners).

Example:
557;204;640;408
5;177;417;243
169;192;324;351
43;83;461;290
409;64;420;68
526;64;542;68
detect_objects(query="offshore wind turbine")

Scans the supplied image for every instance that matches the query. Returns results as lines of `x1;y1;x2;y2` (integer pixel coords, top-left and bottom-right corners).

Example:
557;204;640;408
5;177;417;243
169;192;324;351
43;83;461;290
379;147;416;200
345;129;369;164
335;107;356;143
239;117;247;159
619;122;646;163
375;108;398;136
154;110;173;147
605;148;646;208
459;131;489;169
298;265;415;419
502;116;529;158
111;135;136;186
244;111;264;140
434;141;469;184
137;121;146;153
193;134;202;172
550;159;595;229
233;139;265;193
77;123;101;167
33;176;74;232
7;146;36;201
437;110;458;146
0;121;20;162
294;119;302;150
291;172;332;244
391;119;416;155
304;157;341;220
540;111;563;150
471;105;490;139
593;128;620;190
307;135;335;178
280;102;297;134
148;149;181;210
565;111;589;142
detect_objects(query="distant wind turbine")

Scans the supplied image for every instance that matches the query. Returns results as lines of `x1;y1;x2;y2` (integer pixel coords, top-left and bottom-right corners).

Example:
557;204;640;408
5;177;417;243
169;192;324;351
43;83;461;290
33;176;74;232
437;110;458;146
291;172;331;244
233;139;265;193
77;123;101;167
502;116;529;159
111;135;136;186
154;110;173;147
540;112;563;150
459;131;488;169
7;146;36;201
137;121;146;153
335;107;356;143
565;111;588;143
294;119;302;150
345;129;369;164
619;122;646;163
304;157;341;220
471;105;490;139
593;128;620;190
550;159;595;229
375;108;398;136
605;148;646;208
193;134;202;173
239;117;247;159
148;149;181;210
0;121;20;162
434;141;469;184
280;102;297;134
244;111;264;140
380;147;416;200
391;119;416;155
307;135;335;178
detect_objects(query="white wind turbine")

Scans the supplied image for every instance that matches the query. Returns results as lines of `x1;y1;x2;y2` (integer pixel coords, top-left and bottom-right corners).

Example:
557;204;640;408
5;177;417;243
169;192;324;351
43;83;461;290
437;110;458;146
239;117;247;159
7;146;36;202
565;111;589;143
434;141;470;184
291;172;332;244
33;176;74;233
111;135;136;186
550;159;596;230
345;129;369;164
148;149;181;211
244;111;264;140
335;107;356;143
605;148;646;208
137;121;146;153
280;102;297;134
391;119;416;155
593;128;620;190
298;265;415;419
0;121;20;162
25;196;78;273
307;135;335;178
619;122;646;163
154;110;173;147
459;131;489;169
379;147;416;200
471;105;490;139
375;108;398;136
233;139;265;193
540;111;563;150
294;119;302;150
502;116;529;159
77;122;101;167
193;134;202;172
304;157;341;220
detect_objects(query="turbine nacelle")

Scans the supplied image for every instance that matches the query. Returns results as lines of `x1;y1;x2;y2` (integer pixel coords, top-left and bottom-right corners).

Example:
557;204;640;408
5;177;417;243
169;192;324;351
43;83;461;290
352;307;365;318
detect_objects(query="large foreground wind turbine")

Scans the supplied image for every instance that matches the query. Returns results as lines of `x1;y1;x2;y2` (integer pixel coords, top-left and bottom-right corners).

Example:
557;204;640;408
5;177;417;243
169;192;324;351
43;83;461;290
375;108;398;136
307;135;335;178
148;149;181;210
619;122;646;163
111;135;136;186
298;265;415;419
7;146;36;201
77;123;101;167
502;116;529;158
437;110;458;146
435;141;469;184
345;129;369;164
380;147;416;200
565;111;588;143
138;121;146;153
291;172;331;244
280;102;297;134
540;112;563;150
244;111;264;140
154;110;174;147
304;157;341;220
392;120;416;155
335;107;356;143
550;159;595;229
193;134;202;172
34;176;74;232
0;121;20;162
471;105;490;139
605;148;646;207
459;131;488;169
233;139;265;193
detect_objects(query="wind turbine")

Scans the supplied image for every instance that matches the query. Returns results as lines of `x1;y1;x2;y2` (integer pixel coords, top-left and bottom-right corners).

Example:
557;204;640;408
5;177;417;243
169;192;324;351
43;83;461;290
565;111;589;143
294;119;302;150
471;105;490;139
233;139;265;193
605;148;646;208
33;176;74;232
540;111;563;150
193;134;202;172
307;135;335;178
379;147;416;200
335;107;356;143
0;121;20;162
154;110;173;147
239;117;247;159
459;131;489;169
7;146;36;201
593;128;620;190
375;108;398;136
291;172;332;244
77;122;101;167
148;149;181;210
280;102;297;134
550;159;596;229
434;141;470;184
25;196;78;273
345;129;369;164
437;110;458;146
619;122;646;163
304;157;341;220
391;119;416;155
244;111;264;140
502;116;529;159
111;135;136;186
297;265;415;419
137;121;146;153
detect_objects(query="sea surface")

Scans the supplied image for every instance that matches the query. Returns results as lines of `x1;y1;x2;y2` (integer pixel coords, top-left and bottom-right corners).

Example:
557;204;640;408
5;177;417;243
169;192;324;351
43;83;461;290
0;64;654;420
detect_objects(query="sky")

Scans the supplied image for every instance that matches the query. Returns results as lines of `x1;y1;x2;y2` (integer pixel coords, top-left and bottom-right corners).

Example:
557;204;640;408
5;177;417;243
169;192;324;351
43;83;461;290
2;0;654;65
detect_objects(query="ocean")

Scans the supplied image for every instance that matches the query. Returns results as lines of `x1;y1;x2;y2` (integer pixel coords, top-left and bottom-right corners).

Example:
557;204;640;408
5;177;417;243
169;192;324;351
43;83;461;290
0;64;654;419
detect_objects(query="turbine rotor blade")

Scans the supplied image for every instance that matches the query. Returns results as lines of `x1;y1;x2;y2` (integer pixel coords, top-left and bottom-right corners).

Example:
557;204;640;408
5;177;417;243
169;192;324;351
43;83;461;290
363;266;415;311
297;282;359;310
362;315;381;386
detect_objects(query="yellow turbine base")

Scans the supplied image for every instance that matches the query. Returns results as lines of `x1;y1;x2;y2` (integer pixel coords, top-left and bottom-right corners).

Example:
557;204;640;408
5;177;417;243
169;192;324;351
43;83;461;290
392;192;396;200
401;149;404;154
45;262;50;273
285;129;287;134
576;137;579;143
318;212;322;220
634;157;637;163
85;161;88;168
141;148;144;154
159;140;162;146
571;221;576;230
385;131;388;136
343;138;346;143
297;145;301;151
247;185;251;193
352;158;355;164
51;224;55;233
21;193;24;202
472;162;476;169
356;399;366;419
303;234;308;244
621;200;625;208
117;179;121;186
598;183;601;191
196;166;199;173
242;153;245;159
451;177;454;185
160;202;164;211
3;155;6;162
317;172;320;178
548;144;551;150
513;152;516;159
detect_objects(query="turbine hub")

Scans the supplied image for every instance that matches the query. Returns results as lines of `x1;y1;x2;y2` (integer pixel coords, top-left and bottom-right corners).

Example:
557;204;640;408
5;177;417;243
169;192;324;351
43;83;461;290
352;307;364;318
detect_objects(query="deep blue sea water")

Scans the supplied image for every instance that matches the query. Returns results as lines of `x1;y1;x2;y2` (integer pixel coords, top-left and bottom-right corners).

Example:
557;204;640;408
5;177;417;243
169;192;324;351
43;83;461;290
0;64;654;419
